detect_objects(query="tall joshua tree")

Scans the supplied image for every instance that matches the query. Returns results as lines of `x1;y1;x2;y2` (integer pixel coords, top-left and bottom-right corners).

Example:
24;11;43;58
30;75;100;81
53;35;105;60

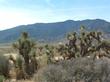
13;32;36;75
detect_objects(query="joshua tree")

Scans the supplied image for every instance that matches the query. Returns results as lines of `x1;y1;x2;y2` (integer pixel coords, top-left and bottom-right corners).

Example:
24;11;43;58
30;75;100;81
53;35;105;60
13;32;36;75
65;25;110;59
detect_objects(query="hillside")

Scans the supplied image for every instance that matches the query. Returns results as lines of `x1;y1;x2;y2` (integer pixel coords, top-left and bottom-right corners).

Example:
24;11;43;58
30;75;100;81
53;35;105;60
0;19;110;43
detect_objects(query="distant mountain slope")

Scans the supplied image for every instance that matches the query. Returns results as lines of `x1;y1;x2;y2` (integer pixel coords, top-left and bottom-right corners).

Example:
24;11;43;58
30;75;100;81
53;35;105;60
0;19;110;43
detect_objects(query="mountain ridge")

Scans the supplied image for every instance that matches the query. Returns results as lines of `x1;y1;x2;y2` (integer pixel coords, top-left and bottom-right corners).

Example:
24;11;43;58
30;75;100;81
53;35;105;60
0;19;110;43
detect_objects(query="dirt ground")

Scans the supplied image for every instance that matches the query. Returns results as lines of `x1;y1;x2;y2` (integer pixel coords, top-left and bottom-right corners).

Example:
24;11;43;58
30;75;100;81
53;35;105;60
4;80;34;82
17;80;34;82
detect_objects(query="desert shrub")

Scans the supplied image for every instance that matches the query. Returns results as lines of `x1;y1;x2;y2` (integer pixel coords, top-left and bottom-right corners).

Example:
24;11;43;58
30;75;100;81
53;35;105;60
0;55;10;78
34;64;70;82
0;75;5;82
34;57;110;82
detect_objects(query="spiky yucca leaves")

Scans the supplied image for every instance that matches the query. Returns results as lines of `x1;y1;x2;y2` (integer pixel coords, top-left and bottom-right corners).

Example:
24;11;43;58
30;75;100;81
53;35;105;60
0;55;10;78
13;32;36;75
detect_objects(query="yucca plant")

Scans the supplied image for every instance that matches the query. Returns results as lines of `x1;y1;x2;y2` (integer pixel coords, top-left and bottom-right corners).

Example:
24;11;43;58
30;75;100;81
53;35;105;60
65;26;110;59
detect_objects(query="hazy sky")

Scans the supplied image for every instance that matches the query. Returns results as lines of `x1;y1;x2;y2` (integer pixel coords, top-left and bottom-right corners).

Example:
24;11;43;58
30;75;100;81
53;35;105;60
0;0;110;30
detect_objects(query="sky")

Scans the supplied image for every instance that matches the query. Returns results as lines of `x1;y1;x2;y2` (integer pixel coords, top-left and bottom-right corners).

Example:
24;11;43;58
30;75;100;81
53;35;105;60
0;0;110;30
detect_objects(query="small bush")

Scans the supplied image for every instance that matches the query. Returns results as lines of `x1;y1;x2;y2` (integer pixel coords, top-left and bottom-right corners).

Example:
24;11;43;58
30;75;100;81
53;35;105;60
0;75;5;82
0;55;10;78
